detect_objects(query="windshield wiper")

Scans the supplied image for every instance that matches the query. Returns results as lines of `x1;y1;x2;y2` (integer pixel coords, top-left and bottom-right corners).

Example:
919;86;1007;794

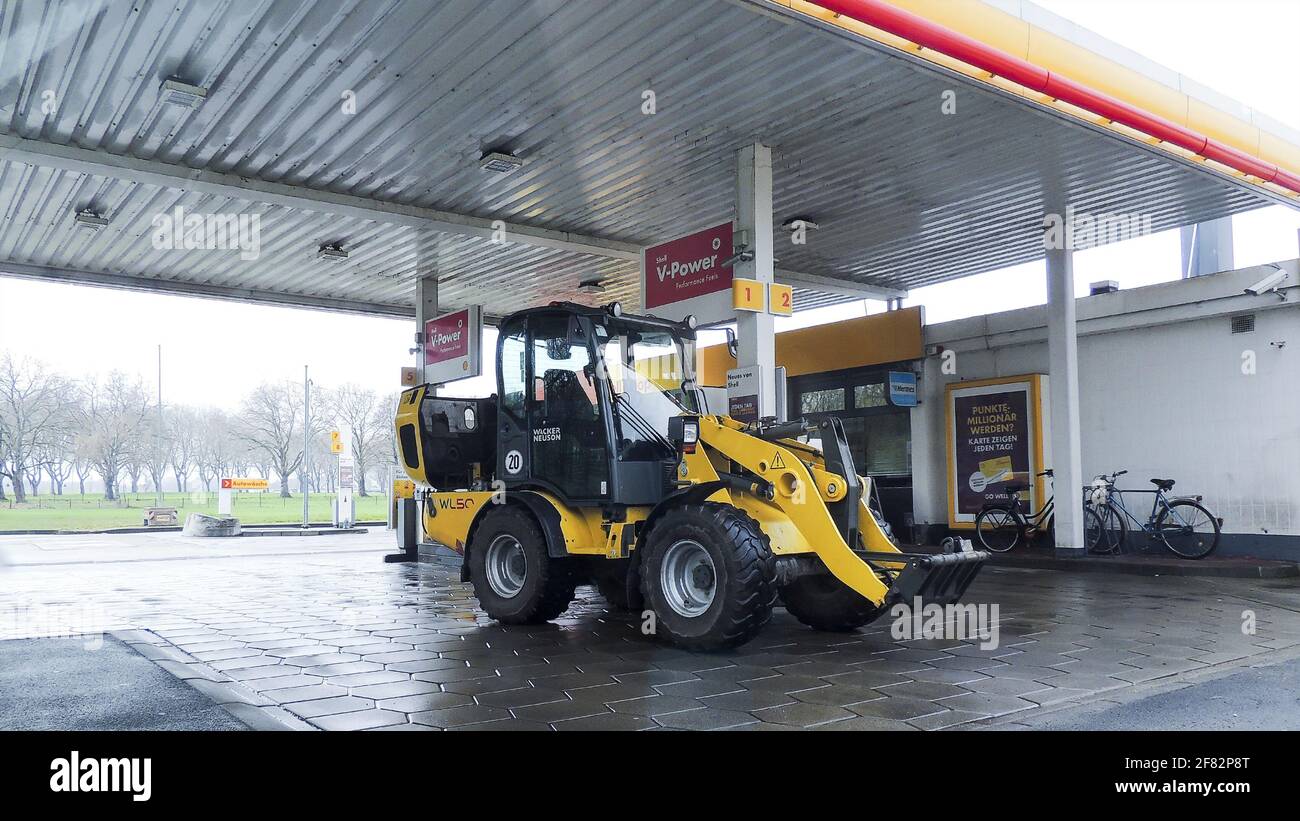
614;393;675;454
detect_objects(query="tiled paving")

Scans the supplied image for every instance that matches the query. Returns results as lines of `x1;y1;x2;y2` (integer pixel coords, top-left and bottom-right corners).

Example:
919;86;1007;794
3;532;1300;730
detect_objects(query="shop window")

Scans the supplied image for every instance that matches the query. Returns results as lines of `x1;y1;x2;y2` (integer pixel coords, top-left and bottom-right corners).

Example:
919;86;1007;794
800;388;845;414
854;382;886;408
841;413;910;475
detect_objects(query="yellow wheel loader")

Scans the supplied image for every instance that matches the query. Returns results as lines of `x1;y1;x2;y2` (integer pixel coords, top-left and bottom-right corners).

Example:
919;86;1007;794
395;301;986;651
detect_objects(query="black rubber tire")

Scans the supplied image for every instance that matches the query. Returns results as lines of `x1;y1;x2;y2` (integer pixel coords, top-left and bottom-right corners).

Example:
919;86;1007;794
974;505;1021;552
1086;502;1127;554
467;506;576;624
593;559;643;612
1157;500;1221;559
780;572;884;632
640;503;777;651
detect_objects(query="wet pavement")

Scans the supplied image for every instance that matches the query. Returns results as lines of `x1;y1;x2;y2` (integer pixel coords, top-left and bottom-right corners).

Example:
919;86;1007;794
2;531;1299;731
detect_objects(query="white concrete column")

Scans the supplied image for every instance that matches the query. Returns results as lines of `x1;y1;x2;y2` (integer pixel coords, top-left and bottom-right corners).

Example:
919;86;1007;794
1180;217;1234;278
908;353;946;537
735;143;776;418
1046;214;1084;555
415;273;438;380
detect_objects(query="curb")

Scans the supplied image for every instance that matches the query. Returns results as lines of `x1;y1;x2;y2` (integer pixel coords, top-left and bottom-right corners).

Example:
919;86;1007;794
237;527;368;537
0;521;386;536
986;553;1300;579
110;629;317;731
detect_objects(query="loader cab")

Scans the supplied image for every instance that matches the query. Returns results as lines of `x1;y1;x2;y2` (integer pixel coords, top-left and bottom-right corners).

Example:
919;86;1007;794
495;304;701;506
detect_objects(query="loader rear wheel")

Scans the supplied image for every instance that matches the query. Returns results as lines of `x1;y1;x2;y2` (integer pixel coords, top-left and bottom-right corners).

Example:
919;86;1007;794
468;506;576;625
780;573;883;632
641;503;777;651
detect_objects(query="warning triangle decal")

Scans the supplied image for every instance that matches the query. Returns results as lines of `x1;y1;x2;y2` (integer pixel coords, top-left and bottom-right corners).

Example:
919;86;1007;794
771;452;786;469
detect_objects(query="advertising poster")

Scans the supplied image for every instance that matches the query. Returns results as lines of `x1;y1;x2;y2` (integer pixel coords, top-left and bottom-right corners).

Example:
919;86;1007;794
422;306;483;385
642;222;734;323
953;389;1029;513
945;375;1048;528
726;365;760;423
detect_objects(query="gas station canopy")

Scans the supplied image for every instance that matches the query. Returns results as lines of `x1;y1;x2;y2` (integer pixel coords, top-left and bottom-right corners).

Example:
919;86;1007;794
0;0;1296;318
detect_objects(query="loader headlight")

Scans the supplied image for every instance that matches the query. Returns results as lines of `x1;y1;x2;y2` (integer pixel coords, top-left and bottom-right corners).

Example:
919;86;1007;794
667;415;700;454
463;407;477;430
682;419;699;454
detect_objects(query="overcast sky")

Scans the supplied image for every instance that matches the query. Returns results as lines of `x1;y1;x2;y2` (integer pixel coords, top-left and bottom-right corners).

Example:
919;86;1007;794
1;0;1298;410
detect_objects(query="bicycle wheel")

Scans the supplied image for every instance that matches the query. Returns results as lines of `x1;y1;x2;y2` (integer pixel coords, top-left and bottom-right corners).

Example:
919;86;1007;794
1083;506;1106;553
975;505;1022;553
1087;502;1127;554
1156;500;1220;559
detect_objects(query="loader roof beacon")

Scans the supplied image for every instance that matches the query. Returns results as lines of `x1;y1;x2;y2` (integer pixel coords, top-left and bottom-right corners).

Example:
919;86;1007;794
395;301;986;650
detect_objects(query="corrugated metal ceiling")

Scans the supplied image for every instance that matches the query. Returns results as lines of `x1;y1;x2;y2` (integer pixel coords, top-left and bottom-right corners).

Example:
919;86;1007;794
0;0;1278;318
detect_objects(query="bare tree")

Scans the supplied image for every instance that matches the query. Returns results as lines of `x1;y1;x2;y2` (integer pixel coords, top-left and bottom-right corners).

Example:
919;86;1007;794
122;448;146;494
333;384;384;496
308;434;333;493
169;406;201;492
197;408;236;491
45;456;73;495
370;392;400;493
144;423;171;497
36;425;77;495
75;373;152;501
72;443;93;496
0;355;71;503
239;381;308;498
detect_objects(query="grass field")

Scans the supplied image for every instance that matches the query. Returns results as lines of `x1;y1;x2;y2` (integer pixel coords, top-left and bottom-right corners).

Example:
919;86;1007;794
0;492;390;532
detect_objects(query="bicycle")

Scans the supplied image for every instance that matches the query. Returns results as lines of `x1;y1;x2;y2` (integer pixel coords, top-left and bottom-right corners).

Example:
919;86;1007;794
1084;470;1221;559
973;470;1107;553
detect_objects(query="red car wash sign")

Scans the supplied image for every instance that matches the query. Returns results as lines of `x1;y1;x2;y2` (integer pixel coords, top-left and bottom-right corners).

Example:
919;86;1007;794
423;305;483;385
642;222;733;322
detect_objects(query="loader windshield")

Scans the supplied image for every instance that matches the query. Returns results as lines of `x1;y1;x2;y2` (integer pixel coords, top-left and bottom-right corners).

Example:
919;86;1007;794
595;321;700;459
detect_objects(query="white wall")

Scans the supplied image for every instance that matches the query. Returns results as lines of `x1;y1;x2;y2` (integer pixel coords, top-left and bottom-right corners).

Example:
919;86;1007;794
911;262;1300;546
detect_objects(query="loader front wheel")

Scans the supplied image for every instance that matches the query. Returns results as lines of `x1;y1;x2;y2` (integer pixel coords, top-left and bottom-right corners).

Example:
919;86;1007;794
641;504;777;651
468;506;576;625
780;573;883;632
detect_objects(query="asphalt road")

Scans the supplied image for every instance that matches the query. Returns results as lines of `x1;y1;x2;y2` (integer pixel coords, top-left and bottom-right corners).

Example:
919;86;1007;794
1012;657;1300;730
0;635;247;731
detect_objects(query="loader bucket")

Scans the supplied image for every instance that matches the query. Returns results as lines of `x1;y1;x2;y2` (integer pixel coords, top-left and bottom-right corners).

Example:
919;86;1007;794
857;549;989;607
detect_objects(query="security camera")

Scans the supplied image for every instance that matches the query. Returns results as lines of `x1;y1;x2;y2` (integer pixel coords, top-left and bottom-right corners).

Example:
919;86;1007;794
1244;266;1288;297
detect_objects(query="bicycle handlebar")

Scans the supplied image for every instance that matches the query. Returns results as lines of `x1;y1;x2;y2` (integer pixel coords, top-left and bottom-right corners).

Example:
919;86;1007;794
1092;469;1128;484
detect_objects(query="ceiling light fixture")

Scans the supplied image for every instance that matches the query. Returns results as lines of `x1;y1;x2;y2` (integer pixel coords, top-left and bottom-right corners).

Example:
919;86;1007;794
317;243;349;262
577;278;606;296
479;151;523;174
782;217;820;232
73;209;109;231
160;77;208;109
